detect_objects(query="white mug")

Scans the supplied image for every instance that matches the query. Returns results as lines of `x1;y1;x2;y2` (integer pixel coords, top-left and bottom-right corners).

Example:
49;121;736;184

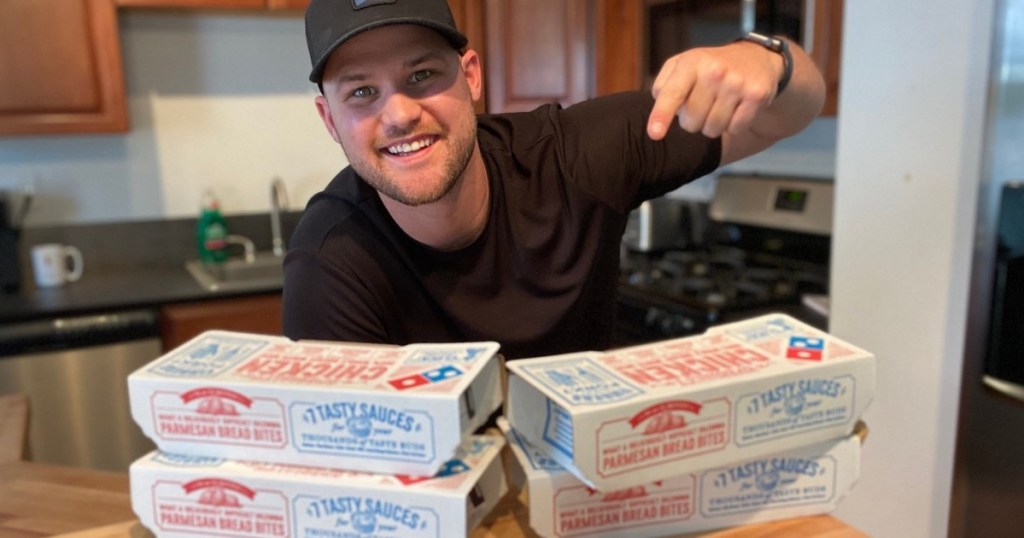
31;243;84;288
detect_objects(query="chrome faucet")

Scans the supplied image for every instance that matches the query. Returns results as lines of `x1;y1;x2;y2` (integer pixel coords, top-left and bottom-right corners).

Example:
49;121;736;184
270;177;289;257
224;234;256;263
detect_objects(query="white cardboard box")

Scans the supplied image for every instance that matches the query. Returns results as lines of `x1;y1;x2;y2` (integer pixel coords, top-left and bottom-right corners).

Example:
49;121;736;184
130;434;507;538
128;330;502;476
506;314;874;491
499;417;865;538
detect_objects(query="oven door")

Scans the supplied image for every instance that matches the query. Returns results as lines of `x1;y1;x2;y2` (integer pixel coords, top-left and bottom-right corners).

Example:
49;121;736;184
644;0;814;87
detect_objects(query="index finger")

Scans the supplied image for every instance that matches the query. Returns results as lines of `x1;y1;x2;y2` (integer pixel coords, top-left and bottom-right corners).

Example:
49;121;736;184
647;65;696;140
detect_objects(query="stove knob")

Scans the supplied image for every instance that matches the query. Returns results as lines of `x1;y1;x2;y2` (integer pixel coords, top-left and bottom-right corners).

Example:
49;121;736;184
645;307;665;328
663;314;696;335
647;312;683;335
644;308;699;336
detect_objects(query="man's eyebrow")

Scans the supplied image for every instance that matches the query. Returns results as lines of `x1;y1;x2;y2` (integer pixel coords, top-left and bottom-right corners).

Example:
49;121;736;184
333;72;369;85
404;50;447;68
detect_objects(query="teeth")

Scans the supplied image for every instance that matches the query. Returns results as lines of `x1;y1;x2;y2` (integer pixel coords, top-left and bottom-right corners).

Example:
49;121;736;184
387;138;433;155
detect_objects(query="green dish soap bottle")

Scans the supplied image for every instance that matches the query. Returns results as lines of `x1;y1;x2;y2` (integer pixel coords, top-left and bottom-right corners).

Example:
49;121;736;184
197;190;228;264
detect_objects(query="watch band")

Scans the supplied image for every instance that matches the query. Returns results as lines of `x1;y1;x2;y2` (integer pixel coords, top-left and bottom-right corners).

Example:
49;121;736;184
739;32;794;95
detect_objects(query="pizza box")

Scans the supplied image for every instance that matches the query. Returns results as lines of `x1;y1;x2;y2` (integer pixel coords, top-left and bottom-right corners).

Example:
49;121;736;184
128;330;502;476
505;313;874;491
130;434;506;538
499;417;866;538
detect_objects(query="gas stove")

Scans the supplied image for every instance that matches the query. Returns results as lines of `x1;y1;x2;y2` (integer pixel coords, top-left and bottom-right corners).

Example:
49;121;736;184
614;174;833;345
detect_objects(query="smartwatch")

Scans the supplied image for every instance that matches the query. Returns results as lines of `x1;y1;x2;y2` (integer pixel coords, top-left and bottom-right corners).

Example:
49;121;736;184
739;31;793;95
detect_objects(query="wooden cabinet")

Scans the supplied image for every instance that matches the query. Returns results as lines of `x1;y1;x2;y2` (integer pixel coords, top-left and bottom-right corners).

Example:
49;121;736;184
159;294;282;351
593;0;642;97
809;0;843;116
594;0;844;116
477;0;589;112
265;0;308;9
446;0;487;113
0;0;128;136
115;0;296;9
482;0;590;113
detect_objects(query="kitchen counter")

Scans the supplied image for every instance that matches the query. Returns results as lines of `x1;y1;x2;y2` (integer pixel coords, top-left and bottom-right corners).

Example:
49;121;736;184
0;460;866;538
0;265;280;324
0;461;137;536
0;213;296;325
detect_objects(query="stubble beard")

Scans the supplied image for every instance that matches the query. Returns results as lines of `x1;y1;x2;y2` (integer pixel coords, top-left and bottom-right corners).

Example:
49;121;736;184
344;115;478;207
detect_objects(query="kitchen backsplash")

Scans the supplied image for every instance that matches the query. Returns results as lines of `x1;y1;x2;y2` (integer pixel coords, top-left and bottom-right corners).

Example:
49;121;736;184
15;211;302;280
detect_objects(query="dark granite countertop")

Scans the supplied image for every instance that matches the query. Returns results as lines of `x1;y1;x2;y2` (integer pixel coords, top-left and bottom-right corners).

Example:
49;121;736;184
0;266;281;324
0;213;296;325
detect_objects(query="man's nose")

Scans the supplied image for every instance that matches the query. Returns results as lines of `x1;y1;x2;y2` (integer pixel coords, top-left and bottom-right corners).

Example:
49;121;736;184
380;91;422;130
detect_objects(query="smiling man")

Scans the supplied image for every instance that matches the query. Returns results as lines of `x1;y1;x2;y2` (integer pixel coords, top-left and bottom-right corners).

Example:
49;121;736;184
283;0;825;360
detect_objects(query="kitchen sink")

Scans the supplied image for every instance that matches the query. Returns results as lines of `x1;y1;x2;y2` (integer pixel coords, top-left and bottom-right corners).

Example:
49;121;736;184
185;252;284;292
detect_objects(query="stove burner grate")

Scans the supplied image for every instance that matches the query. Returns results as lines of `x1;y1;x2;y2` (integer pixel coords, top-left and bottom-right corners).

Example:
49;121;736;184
616;246;829;345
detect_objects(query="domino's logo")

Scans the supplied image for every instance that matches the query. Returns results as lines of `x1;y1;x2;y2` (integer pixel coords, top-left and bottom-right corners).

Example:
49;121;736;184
786;336;824;361
388;365;464;390
395;458;470;485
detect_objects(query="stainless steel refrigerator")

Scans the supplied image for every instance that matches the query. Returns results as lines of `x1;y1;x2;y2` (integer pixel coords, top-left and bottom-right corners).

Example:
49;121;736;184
950;0;1024;535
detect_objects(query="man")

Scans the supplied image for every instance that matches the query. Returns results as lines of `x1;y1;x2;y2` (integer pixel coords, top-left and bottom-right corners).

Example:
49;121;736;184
283;0;826;360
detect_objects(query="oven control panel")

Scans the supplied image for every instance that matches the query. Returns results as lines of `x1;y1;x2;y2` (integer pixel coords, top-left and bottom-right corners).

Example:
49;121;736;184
709;174;834;235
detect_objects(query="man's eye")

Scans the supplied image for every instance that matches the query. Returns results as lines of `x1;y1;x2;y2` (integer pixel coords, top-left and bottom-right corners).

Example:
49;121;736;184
410;70;433;84
350;87;376;99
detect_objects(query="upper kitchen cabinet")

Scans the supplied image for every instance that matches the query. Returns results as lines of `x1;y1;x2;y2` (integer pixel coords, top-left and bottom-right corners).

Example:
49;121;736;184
115;0;292;9
265;0;308;9
595;0;844;116
448;0;486;58
0;0;128;136
809;0;843;116
483;0;590;113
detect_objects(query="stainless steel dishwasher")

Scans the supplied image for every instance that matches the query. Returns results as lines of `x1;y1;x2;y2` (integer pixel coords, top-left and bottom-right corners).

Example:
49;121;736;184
0;309;161;472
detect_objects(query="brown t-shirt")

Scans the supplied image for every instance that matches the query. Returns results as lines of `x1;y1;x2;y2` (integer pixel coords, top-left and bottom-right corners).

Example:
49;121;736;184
282;91;720;360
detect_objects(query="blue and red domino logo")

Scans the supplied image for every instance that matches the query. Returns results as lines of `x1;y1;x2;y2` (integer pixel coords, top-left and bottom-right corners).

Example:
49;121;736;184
785;336;825;361
388;365;464;390
395;458;470;485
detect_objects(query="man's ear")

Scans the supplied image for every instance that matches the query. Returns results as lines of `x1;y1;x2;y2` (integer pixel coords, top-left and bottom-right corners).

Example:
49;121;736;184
460;49;483;103
314;95;342;144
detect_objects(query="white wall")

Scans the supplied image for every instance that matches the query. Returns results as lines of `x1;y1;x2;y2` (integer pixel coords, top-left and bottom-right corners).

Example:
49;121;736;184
669;117;838;201
829;0;994;536
0;12;343;225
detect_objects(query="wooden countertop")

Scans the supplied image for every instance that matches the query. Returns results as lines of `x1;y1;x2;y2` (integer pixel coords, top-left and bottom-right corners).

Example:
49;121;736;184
0;461;866;538
0;461;136;537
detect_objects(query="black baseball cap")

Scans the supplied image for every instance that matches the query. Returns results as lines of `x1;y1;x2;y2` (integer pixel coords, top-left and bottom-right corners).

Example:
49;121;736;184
305;0;469;84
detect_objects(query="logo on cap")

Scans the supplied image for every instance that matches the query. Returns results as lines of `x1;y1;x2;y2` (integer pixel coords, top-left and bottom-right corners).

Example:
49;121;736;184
352;0;396;9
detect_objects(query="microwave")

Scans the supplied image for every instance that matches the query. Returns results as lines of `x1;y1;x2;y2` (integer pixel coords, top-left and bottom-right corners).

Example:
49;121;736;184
644;0;815;86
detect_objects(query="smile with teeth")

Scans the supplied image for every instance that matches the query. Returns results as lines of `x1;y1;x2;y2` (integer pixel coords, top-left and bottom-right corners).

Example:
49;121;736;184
385;137;435;156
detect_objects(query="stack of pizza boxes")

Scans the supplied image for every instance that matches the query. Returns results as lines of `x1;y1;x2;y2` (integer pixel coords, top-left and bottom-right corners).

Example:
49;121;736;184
126;331;507;538
502;313;875;538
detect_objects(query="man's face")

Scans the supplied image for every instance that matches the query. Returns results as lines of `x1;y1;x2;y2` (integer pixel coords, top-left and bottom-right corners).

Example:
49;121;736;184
315;25;482;207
